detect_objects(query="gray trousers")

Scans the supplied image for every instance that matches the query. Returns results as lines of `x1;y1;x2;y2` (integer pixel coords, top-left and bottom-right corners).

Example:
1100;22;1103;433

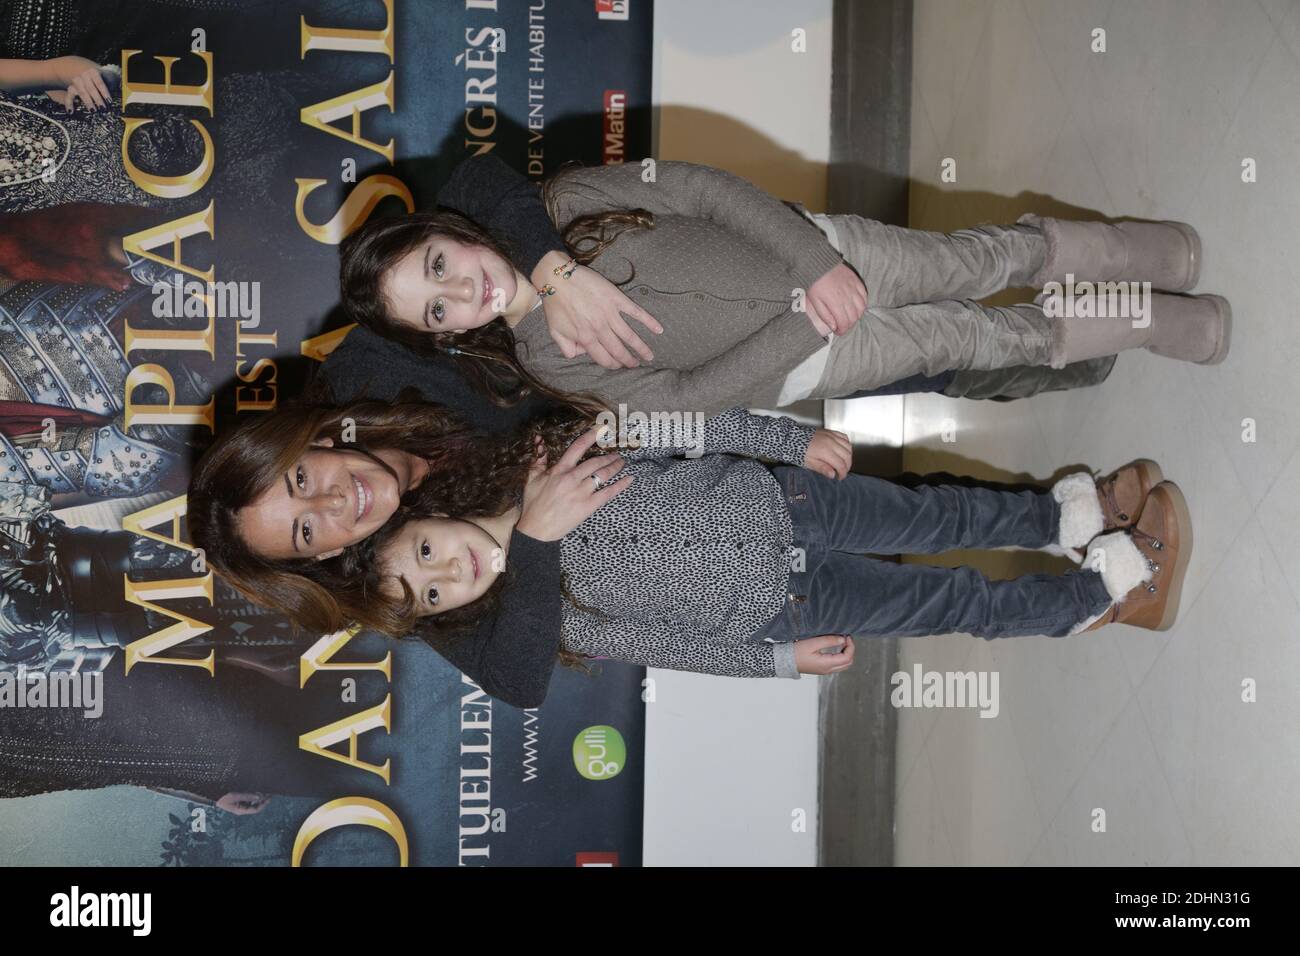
808;215;1109;398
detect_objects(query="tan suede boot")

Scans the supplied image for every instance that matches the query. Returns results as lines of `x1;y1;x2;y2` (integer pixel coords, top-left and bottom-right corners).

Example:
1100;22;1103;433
1096;459;1164;531
1019;215;1201;292
1081;481;1193;632
1049;292;1232;367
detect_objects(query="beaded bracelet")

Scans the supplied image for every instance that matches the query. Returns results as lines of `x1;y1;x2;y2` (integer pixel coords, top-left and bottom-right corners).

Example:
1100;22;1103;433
536;283;558;297
552;256;579;280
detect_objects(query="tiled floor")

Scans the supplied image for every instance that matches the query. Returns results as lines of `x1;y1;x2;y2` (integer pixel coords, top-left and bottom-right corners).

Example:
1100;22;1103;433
892;0;1300;864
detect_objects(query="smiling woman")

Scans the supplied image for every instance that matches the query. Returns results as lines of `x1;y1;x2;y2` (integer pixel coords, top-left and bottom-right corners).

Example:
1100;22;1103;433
235;436;430;561
186;397;481;634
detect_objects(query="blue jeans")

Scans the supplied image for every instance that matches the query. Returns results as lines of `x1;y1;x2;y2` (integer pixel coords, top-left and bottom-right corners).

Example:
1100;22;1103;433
748;465;1115;644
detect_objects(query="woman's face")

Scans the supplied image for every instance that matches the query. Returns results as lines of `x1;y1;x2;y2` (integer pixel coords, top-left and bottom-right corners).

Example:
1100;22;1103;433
235;440;426;561
378;515;505;615
381;236;520;334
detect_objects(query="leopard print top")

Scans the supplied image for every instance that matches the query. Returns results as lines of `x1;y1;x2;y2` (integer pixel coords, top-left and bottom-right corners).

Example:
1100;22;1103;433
558;407;814;679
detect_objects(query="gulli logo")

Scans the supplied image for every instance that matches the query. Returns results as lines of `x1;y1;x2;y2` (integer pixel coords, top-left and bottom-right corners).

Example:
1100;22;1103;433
572;724;626;780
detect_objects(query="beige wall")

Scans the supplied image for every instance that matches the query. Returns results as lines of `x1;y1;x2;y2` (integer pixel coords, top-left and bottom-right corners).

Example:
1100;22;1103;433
642;0;833;868
652;0;833;209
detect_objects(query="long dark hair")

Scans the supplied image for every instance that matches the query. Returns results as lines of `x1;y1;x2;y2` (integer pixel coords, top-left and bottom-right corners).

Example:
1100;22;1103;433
337;164;653;419
541;161;656;267
187;395;489;635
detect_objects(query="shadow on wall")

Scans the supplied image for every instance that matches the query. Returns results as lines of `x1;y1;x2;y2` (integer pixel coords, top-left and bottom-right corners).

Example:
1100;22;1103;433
650;105;832;210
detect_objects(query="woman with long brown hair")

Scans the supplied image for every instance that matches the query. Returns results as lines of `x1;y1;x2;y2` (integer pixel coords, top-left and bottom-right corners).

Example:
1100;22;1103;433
186;393;630;708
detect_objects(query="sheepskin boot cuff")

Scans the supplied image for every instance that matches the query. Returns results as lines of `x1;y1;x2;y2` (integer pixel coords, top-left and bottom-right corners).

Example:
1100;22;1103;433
1053;472;1104;551
1085;530;1155;602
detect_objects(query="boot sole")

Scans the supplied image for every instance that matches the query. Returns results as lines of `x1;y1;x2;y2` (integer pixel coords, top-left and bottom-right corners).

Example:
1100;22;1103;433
1152;481;1193;631
1195;293;1232;365
1162;221;1202;292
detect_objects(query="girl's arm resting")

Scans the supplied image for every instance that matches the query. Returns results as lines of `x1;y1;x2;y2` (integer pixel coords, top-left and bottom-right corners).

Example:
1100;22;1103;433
430;530;563;709
565;608;798;679
547;160;845;290
0;58;58;90
533;303;827;418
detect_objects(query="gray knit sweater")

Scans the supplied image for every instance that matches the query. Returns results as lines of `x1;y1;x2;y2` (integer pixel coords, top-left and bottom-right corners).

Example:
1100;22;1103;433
512;161;843;416
558;407;816;679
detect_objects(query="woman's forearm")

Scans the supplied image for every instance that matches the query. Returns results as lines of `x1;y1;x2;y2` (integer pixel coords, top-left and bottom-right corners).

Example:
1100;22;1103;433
0;57;59;90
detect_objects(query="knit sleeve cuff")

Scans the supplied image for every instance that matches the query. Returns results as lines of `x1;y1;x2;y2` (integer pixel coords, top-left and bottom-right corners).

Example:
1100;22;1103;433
790;236;846;292
784;424;817;469
771;641;801;680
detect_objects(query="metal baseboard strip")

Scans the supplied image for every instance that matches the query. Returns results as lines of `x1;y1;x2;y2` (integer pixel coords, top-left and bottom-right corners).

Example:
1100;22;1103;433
818;0;913;868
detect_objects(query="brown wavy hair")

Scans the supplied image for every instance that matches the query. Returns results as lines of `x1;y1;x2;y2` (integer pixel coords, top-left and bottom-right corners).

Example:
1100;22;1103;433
337;164;653;419
541;161;656;269
187;395;491;635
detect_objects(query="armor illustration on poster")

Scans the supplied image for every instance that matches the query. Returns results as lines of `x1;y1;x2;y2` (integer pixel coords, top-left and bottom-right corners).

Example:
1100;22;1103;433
1;0;652;867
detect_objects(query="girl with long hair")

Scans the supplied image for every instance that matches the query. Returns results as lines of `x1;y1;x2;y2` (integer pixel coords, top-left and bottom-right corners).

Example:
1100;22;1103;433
336;403;1192;685
338;153;1229;419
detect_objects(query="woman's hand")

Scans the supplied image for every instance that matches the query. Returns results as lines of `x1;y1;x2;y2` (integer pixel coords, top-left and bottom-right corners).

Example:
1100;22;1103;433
515;425;632;541
44;56;111;111
533;250;663;369
803;428;852;480
216;793;271;815
795;635;855;674
805;263;868;336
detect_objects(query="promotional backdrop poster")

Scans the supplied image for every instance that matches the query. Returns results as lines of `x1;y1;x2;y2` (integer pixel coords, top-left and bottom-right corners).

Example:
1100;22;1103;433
0;0;651;866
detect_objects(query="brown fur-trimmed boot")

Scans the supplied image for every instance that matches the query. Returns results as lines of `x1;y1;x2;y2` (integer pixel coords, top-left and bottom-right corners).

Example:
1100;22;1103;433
1078;481;1193;632
1050;460;1163;556
1096;459;1164;531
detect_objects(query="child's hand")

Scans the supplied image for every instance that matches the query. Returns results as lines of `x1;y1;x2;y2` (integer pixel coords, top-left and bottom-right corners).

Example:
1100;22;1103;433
806;263;868;336
536;252;663;369
803;428;852;480
795;635;855;674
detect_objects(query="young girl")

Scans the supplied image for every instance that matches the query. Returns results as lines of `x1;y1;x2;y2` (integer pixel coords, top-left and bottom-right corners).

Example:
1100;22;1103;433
339;155;1230;419
349;405;1191;682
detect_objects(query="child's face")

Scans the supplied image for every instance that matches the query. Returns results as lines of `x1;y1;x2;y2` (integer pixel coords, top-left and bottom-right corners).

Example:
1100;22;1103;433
381;236;518;334
379;515;504;615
